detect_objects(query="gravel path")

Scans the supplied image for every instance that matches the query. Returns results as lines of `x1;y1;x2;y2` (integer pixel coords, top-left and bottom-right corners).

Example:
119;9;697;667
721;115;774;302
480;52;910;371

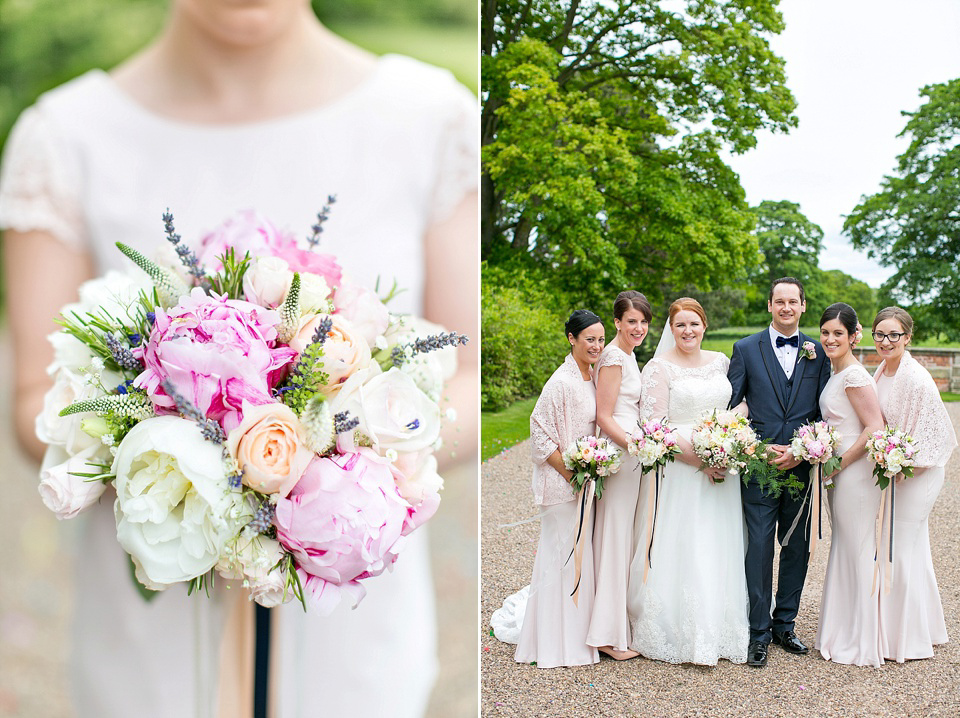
481;406;960;717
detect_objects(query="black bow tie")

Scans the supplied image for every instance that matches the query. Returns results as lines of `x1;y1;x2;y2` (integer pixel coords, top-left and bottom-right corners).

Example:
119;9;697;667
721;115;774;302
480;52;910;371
776;335;799;348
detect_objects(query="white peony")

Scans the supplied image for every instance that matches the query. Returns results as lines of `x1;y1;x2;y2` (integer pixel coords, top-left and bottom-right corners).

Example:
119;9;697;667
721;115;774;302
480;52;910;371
112;416;241;589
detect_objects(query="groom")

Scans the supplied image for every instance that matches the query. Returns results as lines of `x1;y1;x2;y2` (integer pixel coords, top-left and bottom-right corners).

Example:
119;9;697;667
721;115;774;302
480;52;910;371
728;277;831;667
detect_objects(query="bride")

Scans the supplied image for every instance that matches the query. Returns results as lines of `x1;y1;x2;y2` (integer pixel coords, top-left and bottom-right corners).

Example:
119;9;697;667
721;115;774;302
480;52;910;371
626;298;749;665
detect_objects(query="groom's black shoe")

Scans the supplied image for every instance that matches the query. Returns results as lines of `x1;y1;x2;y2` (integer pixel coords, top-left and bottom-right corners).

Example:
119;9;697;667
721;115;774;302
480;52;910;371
772;630;809;655
747;641;768;667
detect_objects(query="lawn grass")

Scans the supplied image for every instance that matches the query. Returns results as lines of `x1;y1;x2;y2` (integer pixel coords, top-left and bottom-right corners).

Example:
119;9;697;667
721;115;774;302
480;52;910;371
481;396;537;461
329;22;477;93
940;392;960;402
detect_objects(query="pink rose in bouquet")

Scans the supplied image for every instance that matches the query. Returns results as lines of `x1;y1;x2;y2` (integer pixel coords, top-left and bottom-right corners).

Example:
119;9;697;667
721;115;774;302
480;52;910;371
135;288;297;428
274;449;415;614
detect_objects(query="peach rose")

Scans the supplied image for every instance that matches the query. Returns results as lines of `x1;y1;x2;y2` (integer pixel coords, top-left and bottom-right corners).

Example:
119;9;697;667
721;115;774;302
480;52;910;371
290;314;371;396
227;401;313;496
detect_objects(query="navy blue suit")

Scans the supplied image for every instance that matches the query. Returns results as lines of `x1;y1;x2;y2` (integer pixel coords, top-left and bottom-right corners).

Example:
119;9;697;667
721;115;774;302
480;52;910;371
728;329;831;644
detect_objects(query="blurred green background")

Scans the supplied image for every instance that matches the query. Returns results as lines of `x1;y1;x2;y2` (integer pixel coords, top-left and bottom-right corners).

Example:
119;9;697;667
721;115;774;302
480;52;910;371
0;0;478;150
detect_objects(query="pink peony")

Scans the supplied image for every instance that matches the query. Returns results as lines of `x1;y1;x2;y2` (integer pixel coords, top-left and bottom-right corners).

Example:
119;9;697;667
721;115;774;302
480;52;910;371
274;450;417;614
196;211;342;288
134;288;297;429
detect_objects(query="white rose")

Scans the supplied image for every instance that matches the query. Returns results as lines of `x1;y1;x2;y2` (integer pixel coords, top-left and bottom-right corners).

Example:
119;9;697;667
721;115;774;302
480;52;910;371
330;367;441;453
38;445;109;520
333;277;390;346
112;416;240;589
298;272;331;314
243;256;292;308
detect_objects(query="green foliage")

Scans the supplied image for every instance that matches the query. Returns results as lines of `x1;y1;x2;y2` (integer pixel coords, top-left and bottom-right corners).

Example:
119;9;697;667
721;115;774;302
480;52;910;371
845;78;960;340
208;249;253;299
481;263;569;411
281;342;330;416
482;0;798;310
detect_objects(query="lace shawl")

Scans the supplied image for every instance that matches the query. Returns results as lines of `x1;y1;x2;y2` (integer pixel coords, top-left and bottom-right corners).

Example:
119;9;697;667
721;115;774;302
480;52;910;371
529;353;595;506
874;351;958;468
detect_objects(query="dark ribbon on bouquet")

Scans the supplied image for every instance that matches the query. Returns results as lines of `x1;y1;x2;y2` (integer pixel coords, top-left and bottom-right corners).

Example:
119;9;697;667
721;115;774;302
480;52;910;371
872;480;895;596
254;604;270;718
641;465;662;583
564;477;596;607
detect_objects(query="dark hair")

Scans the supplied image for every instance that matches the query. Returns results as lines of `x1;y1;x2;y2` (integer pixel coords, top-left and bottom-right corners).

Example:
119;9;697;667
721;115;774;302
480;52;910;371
769;277;806;303
565;309;602;339
668;297;708;328
819;302;858;336
872;306;914;336
613;290;652;322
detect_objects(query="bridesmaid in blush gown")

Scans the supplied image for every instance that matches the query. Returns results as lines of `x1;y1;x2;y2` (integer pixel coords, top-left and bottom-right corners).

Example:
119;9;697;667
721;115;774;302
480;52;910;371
510;310;605;668
814;303;885;666
587;290;652;660
871;307;957;661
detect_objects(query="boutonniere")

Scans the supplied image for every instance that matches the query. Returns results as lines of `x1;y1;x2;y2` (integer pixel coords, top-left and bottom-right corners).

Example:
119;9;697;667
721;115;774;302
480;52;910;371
799;341;817;361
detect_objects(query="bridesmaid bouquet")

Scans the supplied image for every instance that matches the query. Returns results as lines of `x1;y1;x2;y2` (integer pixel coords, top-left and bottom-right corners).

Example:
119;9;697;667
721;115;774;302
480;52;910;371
789;421;843;488
35;206;467;613
690;410;797;496
865;426;919;490
627;418;681;472
561;435;622;499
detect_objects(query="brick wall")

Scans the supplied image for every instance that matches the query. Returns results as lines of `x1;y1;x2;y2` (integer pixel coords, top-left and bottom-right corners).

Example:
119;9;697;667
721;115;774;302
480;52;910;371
853;346;960;392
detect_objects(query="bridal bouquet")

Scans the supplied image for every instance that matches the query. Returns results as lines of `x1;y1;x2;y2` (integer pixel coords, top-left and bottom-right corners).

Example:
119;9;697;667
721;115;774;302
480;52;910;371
690;410;797;496
790;421;843;489
561;435;622;499
36;206;467;613
627;418;680;473
865;426;919;490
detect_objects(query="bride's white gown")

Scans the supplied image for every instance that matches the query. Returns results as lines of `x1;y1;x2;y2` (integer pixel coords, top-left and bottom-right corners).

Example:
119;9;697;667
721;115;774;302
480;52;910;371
626;354;749;665
0;55;476;717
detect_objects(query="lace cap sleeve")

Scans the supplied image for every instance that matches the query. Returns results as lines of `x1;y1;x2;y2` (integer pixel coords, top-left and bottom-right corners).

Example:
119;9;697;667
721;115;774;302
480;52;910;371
843;364;874;390
427;77;478;226
0;105;86;249
596;347;626;371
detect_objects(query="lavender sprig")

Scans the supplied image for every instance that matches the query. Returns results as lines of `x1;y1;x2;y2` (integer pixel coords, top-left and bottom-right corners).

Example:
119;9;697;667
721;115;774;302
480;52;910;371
247;501;276;535
162;210;209;287
105;332;142;371
305;195;337;249
391;332;469;368
160;378;225;444
334;411;360;434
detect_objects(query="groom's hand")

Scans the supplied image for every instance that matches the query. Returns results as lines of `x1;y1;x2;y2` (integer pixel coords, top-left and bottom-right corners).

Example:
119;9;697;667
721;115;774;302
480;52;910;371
768;444;802;471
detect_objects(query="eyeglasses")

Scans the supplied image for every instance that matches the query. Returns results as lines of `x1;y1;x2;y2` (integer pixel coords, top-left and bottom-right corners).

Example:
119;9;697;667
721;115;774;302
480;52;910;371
872;331;906;343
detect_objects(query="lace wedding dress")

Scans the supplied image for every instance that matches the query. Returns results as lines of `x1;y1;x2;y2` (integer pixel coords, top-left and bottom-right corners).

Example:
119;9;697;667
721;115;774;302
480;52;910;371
626;353;749;665
0;55;476;717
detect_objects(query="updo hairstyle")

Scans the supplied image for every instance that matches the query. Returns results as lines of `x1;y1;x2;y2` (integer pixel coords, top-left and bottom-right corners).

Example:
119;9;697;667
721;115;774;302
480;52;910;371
613;290;652;322
668;297;708;328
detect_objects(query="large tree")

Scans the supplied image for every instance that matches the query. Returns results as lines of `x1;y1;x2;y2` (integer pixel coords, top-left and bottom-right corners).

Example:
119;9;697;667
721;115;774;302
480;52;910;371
482;0;798;306
844;78;960;338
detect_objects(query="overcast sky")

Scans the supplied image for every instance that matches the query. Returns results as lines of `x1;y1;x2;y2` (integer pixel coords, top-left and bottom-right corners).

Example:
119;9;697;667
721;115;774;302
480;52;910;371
724;0;960;288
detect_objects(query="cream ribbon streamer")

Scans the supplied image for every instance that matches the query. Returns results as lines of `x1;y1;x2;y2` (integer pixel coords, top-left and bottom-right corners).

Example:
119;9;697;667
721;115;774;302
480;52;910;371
565;478;596;607
871;480;895;596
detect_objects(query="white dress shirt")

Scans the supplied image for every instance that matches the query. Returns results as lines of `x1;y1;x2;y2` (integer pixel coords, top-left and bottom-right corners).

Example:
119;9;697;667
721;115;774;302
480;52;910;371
769;325;799;379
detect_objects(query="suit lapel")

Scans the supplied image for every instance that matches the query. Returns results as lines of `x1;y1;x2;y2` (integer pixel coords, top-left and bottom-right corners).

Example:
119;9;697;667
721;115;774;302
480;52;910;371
757;333;786;412
784;332;809;413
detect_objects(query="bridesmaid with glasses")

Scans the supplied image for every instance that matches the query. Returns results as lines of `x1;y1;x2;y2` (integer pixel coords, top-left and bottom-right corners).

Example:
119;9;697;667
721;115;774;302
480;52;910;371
871;307;957;662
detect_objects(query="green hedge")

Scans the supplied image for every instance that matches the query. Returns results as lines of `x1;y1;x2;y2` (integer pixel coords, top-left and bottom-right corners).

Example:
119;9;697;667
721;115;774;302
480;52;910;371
481;267;569;411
